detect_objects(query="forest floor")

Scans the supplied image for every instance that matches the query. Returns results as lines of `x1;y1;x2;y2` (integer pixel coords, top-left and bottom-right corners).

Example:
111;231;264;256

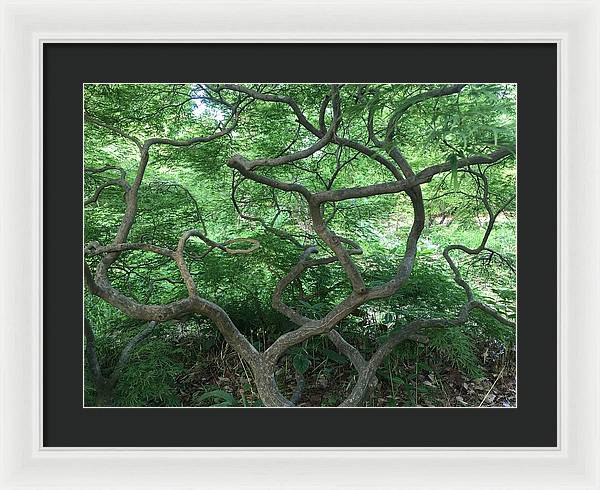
175;336;516;408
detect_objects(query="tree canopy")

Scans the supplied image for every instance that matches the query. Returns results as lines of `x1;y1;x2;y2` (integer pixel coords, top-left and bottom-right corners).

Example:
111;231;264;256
84;83;516;407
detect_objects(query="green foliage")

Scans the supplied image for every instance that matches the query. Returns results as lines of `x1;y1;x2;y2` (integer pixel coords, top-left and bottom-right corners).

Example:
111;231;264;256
111;338;185;407
292;353;311;374
195;389;237;407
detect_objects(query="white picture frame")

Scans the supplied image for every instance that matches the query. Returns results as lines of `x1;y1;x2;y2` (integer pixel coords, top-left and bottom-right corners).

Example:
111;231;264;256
1;0;598;488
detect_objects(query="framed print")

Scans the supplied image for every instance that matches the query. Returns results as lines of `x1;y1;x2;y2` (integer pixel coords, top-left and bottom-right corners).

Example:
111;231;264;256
47;43;552;448
80;76;521;414
1;1;599;489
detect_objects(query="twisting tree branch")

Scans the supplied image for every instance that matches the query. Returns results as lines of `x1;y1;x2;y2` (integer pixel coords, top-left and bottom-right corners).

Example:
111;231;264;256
231;175;306;249
84;166;131;206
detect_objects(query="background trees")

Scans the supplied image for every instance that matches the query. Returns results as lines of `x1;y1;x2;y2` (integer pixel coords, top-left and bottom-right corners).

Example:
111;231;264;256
84;83;516;407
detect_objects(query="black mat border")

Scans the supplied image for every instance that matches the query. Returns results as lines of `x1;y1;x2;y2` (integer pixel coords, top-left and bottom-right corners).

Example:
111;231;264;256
44;43;557;447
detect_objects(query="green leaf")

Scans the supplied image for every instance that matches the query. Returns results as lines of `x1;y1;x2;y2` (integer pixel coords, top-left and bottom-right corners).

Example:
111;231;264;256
448;154;459;191
416;361;431;372
292;353;311;374
196;389;237;406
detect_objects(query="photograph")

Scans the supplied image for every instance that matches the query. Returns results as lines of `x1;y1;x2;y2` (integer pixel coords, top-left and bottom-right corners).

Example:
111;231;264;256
6;0;600;483
83;82;517;408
